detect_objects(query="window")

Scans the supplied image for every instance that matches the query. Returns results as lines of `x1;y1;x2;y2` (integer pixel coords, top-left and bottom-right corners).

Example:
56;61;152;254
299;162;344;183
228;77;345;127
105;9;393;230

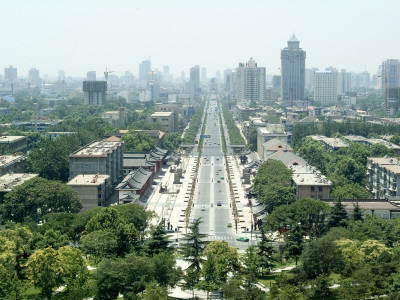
318;187;323;192
311;186;315;192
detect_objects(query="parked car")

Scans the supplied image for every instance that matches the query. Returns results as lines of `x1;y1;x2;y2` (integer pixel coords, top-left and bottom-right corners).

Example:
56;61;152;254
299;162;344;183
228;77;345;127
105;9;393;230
236;237;249;242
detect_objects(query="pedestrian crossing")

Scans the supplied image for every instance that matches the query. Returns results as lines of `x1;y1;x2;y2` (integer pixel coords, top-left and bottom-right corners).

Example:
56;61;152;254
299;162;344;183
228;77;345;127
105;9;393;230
207;235;236;240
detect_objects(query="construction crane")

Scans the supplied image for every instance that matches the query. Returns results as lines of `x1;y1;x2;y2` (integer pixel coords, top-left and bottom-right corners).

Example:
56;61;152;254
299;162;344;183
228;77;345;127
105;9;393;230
104;68;115;81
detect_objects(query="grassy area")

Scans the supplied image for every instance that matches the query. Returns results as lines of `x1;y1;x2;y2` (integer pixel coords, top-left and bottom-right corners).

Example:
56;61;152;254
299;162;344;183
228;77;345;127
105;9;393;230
23;284;41;298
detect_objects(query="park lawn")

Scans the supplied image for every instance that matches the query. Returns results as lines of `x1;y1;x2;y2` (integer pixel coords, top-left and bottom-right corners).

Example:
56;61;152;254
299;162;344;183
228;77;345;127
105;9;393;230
23;284;41;297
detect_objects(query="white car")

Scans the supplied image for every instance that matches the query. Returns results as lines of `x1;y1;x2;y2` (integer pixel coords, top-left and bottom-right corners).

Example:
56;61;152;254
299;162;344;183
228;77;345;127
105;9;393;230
201;205;206;211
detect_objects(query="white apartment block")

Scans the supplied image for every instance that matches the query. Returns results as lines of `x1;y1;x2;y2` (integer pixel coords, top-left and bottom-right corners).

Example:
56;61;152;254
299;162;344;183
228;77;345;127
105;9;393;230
314;71;339;105
236;58;266;102
367;157;400;198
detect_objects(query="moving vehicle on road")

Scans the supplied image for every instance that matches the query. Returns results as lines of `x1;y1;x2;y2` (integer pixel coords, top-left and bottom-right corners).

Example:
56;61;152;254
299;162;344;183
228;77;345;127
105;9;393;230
227;222;232;227
217;201;222;206
201;205;205;211
236;237;249;242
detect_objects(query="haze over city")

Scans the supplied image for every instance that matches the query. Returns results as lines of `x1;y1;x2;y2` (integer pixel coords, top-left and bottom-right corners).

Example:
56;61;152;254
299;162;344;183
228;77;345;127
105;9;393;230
1;0;399;78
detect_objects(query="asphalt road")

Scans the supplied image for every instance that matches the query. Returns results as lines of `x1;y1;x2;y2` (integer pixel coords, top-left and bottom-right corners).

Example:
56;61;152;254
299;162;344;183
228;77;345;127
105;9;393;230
192;100;255;249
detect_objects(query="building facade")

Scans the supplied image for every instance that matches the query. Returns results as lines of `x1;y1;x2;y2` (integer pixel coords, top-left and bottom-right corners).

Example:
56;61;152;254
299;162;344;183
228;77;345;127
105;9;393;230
148;111;176;133
69;140;123;186
83;81;107;105
236;58;266;102
68;174;110;211
281;35;306;102
0;155;26;176
367;157;400;198
0;136;27;154
314;71;339;105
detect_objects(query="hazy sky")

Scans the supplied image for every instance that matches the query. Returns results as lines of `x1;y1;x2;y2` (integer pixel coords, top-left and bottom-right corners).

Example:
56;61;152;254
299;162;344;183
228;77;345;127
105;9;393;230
1;0;399;79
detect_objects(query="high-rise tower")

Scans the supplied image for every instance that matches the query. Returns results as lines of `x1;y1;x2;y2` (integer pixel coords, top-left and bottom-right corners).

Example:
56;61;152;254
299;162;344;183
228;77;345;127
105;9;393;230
281;35;306;103
235;58;266;102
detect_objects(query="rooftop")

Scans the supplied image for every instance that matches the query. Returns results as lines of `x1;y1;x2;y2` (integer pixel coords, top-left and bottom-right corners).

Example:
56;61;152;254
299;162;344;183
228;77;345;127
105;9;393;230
0;136;26;143
0;155;25;167
68;174;109;186
291;165;331;186
70;140;122;157
0;173;38;192
151;111;174;117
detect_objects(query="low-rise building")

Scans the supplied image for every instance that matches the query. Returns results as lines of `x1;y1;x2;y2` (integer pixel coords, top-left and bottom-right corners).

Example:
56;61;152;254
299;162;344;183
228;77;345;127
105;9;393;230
123;147;168;175
12;118;63;132
115;167;153;203
101;109;126;127
45;132;76;140
67;174;110;212
291;165;332;200
310;135;349;151
0;136;27;154
256;124;292;158
148;111;176;133
0;155;26;176
322;199;400;219
69;140;123;187
0;173;38;195
367;157;400;198
261;138;293;161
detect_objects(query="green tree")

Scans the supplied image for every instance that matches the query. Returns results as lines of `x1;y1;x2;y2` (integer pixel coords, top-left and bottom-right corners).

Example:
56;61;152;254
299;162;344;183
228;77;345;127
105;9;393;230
198;251;219;299
142;282;170;300
0;177;81;223
248;127;258;152
284;223;304;266
301;235;343;279
180;218;208;273
94;252;154;300
240;246;264;299
27;137;79;181
328;199;348;228
29;229;69;250
122;131;156;152
26;247;63;300
152;252;181;288
254;160;295;213
163;132;182;150
257;227;275;274
145;223;171;256
331;182;370;200
203;240;240;285
80;230;119;263
57;246;90;299
352;202;363;221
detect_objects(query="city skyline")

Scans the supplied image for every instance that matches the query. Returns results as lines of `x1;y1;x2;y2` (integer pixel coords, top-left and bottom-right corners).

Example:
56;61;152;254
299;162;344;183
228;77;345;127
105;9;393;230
0;0;399;78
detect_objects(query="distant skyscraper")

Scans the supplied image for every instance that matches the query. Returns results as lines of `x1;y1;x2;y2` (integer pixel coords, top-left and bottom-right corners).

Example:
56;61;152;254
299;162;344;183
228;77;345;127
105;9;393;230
272;75;281;94
58;70;66;81
281;35;306;102
139;59;151;81
87;71;96;81
163;66;170;83
83;81;107;105
235;58;266;102
28;68;41;87
381;59;400;115
314;70;338;105
4;66;17;82
215;71;222;83
147;80;160;103
201;67;207;81
189;65;200;100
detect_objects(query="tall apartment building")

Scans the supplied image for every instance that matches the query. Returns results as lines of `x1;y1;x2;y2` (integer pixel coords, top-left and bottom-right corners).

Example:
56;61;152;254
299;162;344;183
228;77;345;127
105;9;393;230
28;68;41;87
236;58;266;102
314;71;339;105
201;67;207;82
305;68;318;91
381;59;400;115
139;59;151;81
367;157;400;198
86;71;96;81
281;35;306;102
69;139;123;186
83;81;107;105
189;65;200;100
4;66;17;83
